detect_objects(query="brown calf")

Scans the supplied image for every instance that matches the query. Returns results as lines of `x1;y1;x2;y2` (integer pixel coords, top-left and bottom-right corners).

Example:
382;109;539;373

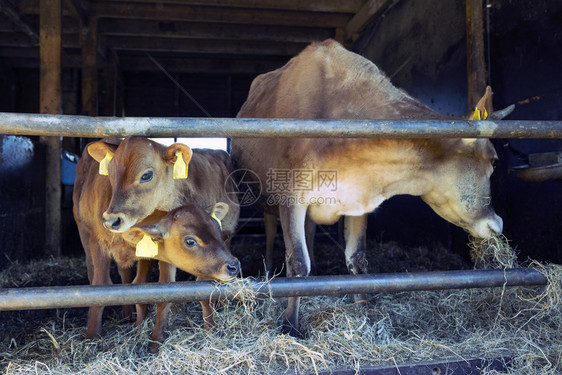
73;137;240;350
123;203;239;352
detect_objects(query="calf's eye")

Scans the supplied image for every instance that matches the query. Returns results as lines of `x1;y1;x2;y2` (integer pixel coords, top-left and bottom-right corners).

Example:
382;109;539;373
140;170;153;183
184;236;198;247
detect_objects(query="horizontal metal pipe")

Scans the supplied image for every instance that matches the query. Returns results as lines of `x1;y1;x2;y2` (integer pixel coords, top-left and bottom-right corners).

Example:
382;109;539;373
1;112;561;138
0;269;547;311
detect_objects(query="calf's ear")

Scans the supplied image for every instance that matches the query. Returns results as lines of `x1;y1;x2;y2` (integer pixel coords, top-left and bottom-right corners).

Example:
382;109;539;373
87;141;115;163
163;143;193;166
211;202;230;221
125;224;165;243
123;226;164;258
122;228;147;245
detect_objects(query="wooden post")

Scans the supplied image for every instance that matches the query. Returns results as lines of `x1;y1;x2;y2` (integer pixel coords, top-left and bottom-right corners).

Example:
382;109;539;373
81;19;98;116
99;61;117;116
39;0;62;257
466;0;488;110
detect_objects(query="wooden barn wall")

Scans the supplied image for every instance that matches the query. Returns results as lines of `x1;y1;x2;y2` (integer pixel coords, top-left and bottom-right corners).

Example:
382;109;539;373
487;0;562;264
0;66;82;267
122;72;254;118
1;0;561;269
353;0;562;263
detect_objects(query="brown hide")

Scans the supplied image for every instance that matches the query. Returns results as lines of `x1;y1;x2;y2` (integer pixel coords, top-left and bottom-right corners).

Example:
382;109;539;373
233;39;500;238
72;137;240;350
231;39;502;336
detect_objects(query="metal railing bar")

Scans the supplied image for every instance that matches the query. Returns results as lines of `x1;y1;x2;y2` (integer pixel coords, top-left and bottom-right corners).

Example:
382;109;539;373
0;268;547;311
1;112;562;138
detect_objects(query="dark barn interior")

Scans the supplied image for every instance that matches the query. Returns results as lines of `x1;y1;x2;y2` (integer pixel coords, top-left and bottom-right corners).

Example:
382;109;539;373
1;0;562;272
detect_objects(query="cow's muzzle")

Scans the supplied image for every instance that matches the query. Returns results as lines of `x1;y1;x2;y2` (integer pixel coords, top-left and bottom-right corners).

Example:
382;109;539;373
225;260;241;278
470;212;503;239
102;212;127;232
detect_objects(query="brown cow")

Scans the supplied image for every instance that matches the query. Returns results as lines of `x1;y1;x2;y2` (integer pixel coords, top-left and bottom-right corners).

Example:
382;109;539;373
72;137;240;349
232;39;506;336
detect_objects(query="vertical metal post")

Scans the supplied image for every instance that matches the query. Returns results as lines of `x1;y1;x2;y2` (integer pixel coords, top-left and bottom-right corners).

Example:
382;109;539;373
39;0;62;257
466;0;488;110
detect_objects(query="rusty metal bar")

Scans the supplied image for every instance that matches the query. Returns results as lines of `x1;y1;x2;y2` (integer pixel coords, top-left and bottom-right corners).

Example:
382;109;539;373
0;112;562;138
0;268;547;311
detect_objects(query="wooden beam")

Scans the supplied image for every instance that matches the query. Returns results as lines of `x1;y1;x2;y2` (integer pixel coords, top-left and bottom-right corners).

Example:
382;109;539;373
106;36;306;57
0;31;79;48
98;60;117;116
117;55;286;75
466;0;488;110
74;0;364;13
63;0;88;27
39;0;62;258
0;47;82;68
90;3;350;28
0;0;39;45
344;0;397;42
98;19;332;44
81;19;97;116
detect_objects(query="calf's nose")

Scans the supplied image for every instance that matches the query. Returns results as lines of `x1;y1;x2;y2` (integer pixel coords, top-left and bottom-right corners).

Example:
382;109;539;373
226;260;241;277
102;212;124;231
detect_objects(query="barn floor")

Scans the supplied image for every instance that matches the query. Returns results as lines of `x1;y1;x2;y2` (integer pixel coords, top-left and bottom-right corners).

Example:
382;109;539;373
1;234;561;374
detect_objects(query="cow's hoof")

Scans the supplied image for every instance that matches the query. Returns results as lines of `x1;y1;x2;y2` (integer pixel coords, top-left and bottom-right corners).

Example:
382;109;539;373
122;304;136;321
84;330;101;340
281;321;302;338
148;340;161;354
354;294;368;308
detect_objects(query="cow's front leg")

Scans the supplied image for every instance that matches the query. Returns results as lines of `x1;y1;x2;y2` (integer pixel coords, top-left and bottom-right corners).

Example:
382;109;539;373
117;264;135;320
305;215;317;275
279;203;310;337
149;261;176;353
85;240;112;339
264;212;278;276
133;259;154;326
344;214;369;305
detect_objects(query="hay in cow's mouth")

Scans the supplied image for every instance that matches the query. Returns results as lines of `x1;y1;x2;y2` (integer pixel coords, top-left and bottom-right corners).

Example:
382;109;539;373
469;233;519;269
1;239;561;374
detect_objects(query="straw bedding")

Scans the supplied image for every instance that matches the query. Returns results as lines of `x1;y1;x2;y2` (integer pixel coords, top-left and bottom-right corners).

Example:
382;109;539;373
1;235;561;374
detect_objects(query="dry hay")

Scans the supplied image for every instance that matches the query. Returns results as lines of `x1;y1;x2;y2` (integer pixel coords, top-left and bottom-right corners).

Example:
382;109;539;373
469;234;519;270
1;236;562;374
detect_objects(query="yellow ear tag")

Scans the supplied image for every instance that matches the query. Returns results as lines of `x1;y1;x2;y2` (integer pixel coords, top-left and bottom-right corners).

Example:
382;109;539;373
210;213;222;231
173;151;188;179
472;108;488;121
99;152;113;176
135;234;158;258
481;108;488;120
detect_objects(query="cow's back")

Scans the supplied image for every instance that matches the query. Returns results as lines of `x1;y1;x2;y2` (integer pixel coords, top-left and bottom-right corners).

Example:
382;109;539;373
232;39;445;188
237;39;440;121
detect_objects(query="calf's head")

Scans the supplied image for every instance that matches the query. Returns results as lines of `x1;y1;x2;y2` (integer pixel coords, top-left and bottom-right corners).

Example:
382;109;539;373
88;136;193;232
123;202;240;281
421;138;503;239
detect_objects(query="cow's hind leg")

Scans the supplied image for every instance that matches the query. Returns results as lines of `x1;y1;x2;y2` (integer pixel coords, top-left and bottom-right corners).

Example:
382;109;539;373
344;214;369;305
279;204;310;337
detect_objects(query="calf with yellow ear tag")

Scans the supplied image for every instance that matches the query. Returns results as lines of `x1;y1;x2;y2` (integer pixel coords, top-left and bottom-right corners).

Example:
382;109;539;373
122;202;240;353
